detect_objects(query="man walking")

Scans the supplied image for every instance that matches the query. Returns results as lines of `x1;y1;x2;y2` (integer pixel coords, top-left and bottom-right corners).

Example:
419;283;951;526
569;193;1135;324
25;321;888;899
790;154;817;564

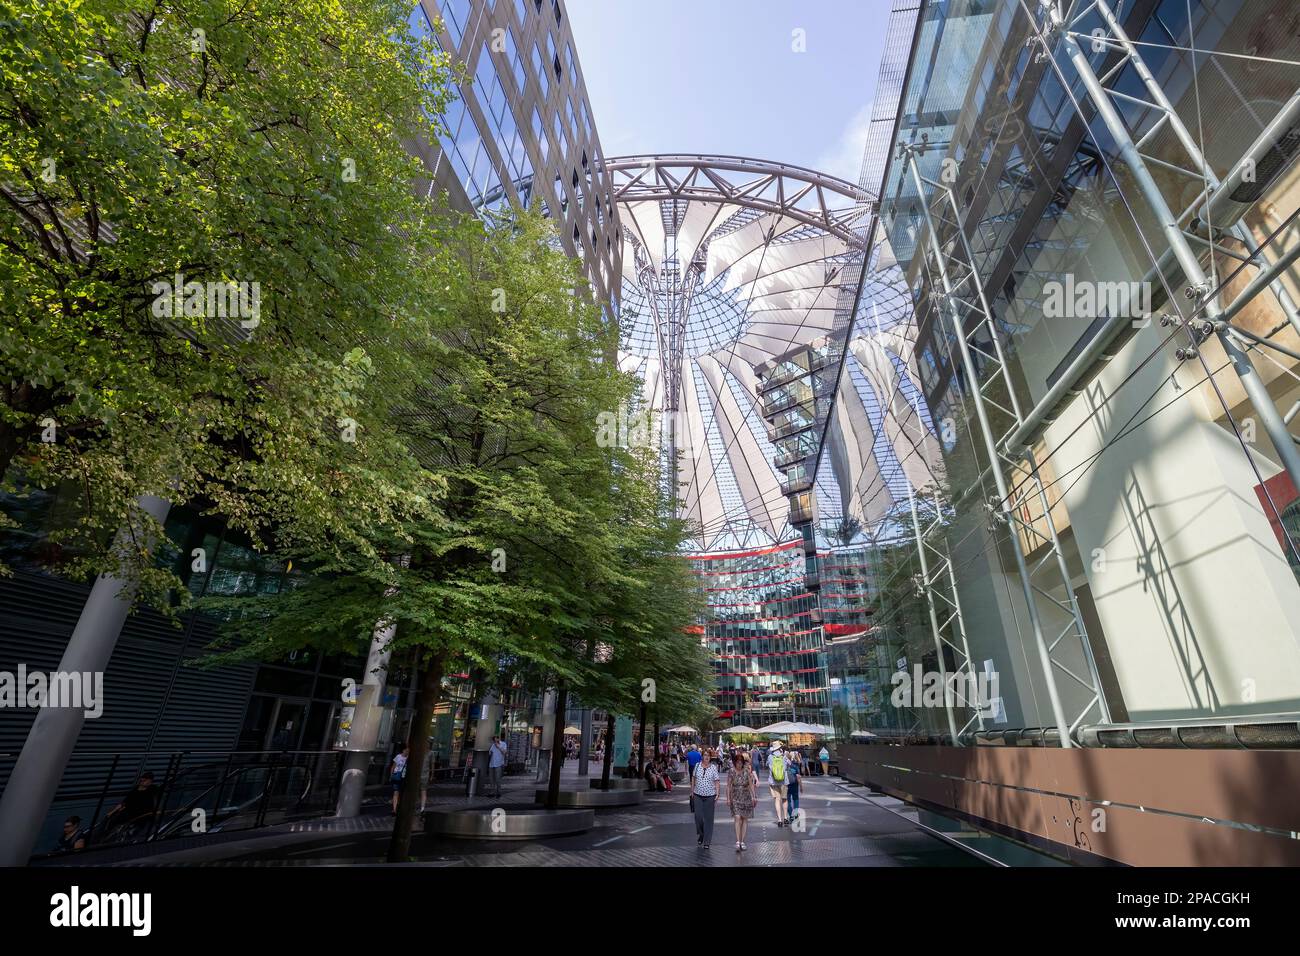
767;740;789;827
488;735;507;798
686;744;702;785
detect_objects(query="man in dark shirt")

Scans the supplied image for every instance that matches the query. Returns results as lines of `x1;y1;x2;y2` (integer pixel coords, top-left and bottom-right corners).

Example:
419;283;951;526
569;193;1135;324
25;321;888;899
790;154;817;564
110;772;161;828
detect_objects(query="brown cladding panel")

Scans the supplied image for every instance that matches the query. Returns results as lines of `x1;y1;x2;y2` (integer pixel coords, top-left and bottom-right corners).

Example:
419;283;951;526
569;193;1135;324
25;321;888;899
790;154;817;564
841;743;1300;865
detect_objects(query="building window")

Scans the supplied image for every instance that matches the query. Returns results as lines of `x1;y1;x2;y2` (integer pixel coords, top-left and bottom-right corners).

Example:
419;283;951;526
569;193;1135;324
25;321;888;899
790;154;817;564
547;32;560;79
438;0;471;48
500;26;526;93
532;106;548;162
408;2;434;40
532;42;549;99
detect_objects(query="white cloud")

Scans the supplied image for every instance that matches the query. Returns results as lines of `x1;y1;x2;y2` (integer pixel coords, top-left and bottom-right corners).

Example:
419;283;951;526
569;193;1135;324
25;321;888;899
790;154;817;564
814;102;874;185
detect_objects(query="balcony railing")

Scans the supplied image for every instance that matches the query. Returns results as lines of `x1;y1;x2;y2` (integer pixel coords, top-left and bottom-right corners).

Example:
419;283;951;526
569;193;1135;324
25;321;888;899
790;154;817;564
780;476;813;495
758;350;830;394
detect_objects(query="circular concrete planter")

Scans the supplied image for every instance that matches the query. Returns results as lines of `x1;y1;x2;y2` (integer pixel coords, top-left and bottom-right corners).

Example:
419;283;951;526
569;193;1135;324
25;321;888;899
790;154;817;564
423;806;595;839
588;777;644;790
533;788;643;808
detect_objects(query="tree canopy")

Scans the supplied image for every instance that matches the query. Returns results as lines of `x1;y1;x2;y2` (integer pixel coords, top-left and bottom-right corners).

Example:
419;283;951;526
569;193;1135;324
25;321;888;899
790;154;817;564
0;0;454;603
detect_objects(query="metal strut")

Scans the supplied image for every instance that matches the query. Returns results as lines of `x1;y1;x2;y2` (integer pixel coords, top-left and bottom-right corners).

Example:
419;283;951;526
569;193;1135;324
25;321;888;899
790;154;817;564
906;476;961;744
1031;0;1300;498
901;141;1112;746
908;474;986;742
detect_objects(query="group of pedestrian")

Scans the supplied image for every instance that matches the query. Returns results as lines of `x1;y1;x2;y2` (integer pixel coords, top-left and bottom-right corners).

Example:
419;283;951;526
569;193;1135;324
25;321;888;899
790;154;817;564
52;771;162;853
685;739;830;851
389;734;509;812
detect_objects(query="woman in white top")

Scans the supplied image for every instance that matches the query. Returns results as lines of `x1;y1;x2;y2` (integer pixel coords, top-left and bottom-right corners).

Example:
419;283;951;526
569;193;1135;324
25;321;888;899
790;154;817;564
691;749;721;849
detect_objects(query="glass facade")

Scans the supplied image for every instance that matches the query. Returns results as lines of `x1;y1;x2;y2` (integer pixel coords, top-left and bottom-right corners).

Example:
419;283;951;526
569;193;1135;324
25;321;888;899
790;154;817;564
411;0;621;308
827;0;1300;743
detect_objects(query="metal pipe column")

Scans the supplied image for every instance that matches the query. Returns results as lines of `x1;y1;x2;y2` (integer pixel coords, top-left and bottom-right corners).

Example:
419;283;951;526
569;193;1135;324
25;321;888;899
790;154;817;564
934;488;985;734
336;607;397;817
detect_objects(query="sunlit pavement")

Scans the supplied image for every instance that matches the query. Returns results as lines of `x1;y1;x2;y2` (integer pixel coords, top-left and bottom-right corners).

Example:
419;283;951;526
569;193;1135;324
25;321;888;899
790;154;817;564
65;772;985;867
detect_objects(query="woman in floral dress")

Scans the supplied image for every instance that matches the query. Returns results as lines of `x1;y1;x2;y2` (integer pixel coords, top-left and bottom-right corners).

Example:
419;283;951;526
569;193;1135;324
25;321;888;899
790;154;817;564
728;750;759;851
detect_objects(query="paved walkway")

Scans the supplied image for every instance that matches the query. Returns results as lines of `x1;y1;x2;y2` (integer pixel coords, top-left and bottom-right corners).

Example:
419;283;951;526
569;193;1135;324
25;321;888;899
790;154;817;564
46;761;986;867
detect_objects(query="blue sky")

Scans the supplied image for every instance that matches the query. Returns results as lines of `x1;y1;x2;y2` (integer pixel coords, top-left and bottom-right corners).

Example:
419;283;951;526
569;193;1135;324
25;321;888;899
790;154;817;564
566;0;890;183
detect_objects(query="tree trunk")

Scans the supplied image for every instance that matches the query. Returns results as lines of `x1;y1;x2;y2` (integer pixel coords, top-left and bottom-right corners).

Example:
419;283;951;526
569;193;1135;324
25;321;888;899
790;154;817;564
601;712;614;788
544;684;568;809
653;708;660;762
386;650;445;863
459;671;479;768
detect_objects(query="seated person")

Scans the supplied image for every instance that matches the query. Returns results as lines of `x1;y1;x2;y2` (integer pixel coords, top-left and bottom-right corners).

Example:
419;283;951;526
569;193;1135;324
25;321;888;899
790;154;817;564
643;760;665;791
655;759;673;791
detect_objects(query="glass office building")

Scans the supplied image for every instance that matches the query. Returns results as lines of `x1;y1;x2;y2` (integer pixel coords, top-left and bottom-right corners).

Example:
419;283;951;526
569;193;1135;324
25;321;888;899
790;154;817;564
689;541;829;727
409;0;621;309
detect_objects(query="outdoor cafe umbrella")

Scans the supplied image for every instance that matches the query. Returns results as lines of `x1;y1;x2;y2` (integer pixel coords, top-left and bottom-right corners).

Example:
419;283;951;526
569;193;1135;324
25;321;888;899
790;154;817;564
788;721;832;735
720;725;758;735
755;721;800;735
563;726;582;735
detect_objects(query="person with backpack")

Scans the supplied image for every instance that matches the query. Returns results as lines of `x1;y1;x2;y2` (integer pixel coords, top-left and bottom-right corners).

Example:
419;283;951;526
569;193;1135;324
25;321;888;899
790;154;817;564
766;740;789;827
785;748;802;823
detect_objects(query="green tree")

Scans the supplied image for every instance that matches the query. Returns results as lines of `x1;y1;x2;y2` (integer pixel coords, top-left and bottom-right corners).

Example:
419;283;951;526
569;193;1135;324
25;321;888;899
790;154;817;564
0;0;455;600
205;210;713;860
562;440;712;788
